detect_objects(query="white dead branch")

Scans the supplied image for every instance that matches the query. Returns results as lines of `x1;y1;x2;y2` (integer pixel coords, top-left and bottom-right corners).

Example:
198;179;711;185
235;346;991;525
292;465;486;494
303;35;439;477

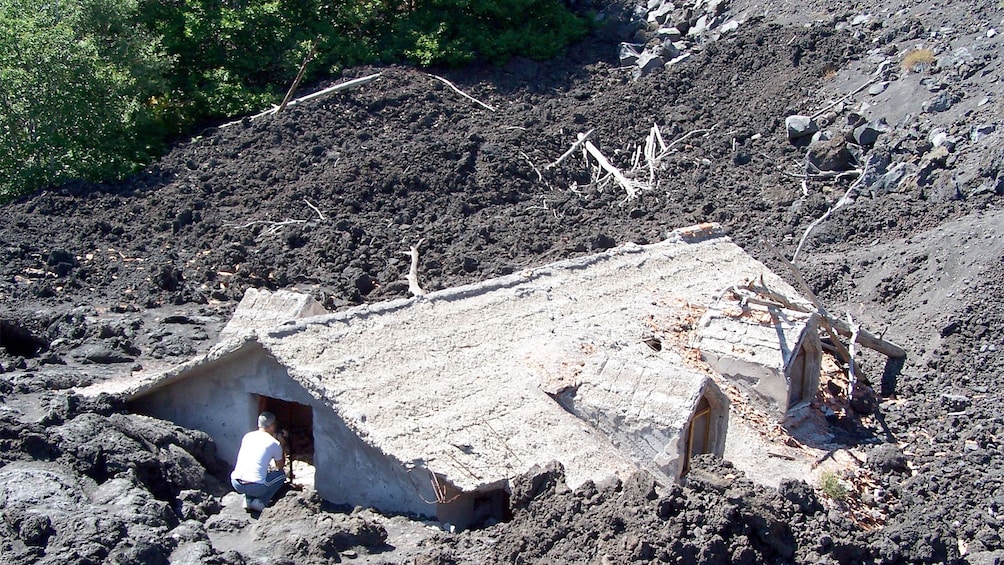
809;77;880;120
792;157;872;264
846;313;861;397
303;198;326;221
764;245;855;368
228;218;308;235
226;198;326;235
519;151;544;183
546;129;594;170
580;133;643;200
629;124;716;185
402;238;427;297
730;280;906;359
218;73;382;128
427;73;496;112
642;123;669;184
662;126;716;155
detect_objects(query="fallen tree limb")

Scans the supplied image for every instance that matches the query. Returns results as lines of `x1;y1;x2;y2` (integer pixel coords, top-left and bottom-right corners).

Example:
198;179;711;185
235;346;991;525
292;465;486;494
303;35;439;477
228;218;307;235
427;73;495;112
733;280;907;358
519;151;544;182
303;198;325;221
226;199;327;235
546;129;594;170
218;73;382;128
581;134;641;200
792;157;872;264
846;313;861;397
764;242;855;367
660;125;716;156
810;76;880;120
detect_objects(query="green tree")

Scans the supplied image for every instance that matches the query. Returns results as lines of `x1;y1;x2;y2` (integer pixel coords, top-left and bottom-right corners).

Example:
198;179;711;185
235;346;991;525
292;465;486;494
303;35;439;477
392;0;589;66
1;0;588;202
0;0;172;200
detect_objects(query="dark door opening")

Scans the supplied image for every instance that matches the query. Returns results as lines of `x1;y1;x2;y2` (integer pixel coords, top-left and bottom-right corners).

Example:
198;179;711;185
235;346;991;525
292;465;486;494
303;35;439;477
683;396;712;475
788;343;810;407
257;396;314;463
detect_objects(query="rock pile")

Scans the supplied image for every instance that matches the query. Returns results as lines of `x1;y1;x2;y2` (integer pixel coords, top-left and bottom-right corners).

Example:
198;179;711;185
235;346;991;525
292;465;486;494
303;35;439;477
620;0;741;76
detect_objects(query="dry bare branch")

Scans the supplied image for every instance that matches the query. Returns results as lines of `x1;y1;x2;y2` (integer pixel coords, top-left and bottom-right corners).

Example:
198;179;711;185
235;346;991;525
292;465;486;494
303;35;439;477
219;73;382;128
764;240;854;367
427;73;496;112
581;135;641;200
403;238;427;297
846;313;861;397
731;281;906;358
303;198;325;221
661;126;716;155
546;129;595;169
228;218;308;234
810;76;881;120
519;151;544;182
277;40;319;114
792;157;872;264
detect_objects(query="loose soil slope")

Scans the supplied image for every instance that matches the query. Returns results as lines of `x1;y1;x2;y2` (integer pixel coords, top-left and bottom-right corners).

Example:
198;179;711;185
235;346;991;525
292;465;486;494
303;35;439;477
1;0;1003;563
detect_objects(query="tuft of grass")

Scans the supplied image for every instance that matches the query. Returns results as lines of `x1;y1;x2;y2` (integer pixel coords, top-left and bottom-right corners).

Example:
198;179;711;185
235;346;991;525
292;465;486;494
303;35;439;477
901;48;935;73
821;64;838;80
820;472;849;501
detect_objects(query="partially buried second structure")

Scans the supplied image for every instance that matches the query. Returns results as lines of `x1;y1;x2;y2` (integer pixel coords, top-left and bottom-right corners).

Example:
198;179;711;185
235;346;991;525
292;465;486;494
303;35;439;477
105;224;822;529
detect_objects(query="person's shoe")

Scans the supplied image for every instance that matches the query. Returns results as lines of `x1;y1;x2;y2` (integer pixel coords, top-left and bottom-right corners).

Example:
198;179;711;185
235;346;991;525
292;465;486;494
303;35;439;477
247;498;267;512
242;495;251;510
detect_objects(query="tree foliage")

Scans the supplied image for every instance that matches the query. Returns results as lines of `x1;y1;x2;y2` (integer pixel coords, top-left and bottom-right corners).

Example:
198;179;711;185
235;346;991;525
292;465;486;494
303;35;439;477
0;0;172;201
1;0;589;202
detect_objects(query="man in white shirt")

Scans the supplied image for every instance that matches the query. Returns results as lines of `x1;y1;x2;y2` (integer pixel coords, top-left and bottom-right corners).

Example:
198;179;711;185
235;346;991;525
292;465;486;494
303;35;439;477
230;411;288;512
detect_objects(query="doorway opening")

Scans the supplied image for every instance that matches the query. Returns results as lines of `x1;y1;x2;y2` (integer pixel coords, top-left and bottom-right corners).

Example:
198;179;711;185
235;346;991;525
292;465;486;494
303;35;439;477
786;336;821;409
255;395;315;464
683;395;712;475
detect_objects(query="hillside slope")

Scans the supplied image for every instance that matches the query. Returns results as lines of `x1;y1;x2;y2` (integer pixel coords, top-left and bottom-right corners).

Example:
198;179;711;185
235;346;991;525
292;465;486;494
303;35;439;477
1;0;1002;562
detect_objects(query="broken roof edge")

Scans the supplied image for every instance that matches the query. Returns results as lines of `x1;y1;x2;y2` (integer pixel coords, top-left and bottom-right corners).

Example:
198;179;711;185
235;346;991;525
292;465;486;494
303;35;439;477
265;228;732;340
108;334;264;401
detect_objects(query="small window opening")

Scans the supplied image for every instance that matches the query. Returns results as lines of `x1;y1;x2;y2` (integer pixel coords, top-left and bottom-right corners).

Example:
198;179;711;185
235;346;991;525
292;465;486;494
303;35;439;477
0;319;48;358
469;488;511;529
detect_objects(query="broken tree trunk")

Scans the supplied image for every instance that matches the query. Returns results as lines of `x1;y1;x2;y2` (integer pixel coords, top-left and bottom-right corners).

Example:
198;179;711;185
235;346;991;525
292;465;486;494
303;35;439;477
403;239;427;297
277;40;319;114
581;134;640;199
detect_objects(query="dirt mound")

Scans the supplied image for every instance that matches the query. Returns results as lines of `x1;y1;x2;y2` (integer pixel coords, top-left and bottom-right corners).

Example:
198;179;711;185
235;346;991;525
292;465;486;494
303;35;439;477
2;0;1003;562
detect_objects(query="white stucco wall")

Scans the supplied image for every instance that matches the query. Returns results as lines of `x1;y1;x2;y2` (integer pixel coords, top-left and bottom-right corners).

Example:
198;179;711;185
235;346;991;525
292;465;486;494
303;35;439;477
128;343;436;517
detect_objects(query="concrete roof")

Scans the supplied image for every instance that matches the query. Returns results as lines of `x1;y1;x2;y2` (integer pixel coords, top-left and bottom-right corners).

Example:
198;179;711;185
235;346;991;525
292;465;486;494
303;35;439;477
105;229;807;491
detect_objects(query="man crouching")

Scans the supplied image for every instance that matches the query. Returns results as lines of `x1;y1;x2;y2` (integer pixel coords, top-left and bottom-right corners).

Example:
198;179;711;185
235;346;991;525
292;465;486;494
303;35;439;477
230;411;288;512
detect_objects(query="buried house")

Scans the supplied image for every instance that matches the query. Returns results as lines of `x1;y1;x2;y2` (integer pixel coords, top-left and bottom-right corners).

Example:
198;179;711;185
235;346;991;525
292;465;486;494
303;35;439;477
111;226;822;529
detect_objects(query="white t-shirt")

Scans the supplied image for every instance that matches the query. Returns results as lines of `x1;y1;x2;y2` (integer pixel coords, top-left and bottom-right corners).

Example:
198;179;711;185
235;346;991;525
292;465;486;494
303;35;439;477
231;429;283;483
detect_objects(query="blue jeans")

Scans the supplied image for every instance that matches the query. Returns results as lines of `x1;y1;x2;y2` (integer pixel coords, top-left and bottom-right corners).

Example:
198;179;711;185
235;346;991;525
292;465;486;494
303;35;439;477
231;470;286;505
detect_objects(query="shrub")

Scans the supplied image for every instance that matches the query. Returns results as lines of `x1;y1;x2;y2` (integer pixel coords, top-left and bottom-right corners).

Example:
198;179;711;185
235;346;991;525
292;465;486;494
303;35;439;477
901;48;935;73
391;0;590;67
819;471;849;501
